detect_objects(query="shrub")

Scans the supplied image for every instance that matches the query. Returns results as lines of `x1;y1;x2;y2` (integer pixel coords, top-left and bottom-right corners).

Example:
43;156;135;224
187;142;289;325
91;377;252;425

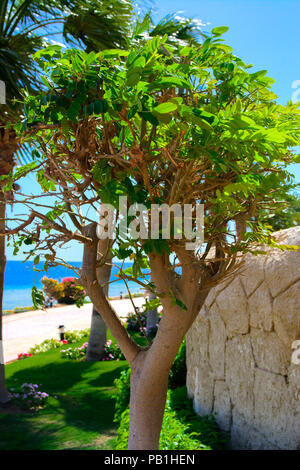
28;329;90;355
168;340;187;389
9;383;50;410
114;387;226;450
64;328;90;343
61;342;88;360
113;368;131;424
17;353;33;360
102;340;125;361
29;338;62;355
126;312;147;333
41;276;86;306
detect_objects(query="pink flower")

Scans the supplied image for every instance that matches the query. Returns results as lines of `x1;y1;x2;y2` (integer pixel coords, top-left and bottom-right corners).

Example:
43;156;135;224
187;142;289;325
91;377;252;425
61;277;75;283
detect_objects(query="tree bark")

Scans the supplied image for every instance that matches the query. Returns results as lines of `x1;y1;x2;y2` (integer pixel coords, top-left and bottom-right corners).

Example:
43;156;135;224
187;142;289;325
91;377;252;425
86;239;112;362
146;279;158;336
128;304;194;450
86;307;108;361
0;191;9;403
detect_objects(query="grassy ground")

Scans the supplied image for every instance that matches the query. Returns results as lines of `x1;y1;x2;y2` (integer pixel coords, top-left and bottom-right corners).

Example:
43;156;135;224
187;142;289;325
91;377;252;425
0;332;130;450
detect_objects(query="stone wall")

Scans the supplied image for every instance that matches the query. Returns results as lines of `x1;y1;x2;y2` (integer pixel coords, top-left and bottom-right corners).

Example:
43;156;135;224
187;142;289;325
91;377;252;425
186;226;300;450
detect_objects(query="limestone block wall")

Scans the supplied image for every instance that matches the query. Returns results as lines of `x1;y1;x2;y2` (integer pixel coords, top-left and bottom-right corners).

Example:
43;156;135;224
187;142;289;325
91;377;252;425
186;226;300;450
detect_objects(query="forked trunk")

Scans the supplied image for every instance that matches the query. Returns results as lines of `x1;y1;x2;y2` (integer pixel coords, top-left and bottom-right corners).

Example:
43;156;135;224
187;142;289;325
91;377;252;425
0;191;9;403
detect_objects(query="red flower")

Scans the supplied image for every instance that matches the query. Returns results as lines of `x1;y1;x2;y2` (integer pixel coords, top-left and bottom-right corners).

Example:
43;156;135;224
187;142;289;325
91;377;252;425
61;340;68;344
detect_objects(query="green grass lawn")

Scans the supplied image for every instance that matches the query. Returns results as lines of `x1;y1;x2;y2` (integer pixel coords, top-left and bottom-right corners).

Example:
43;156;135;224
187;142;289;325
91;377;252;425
0;333;130;450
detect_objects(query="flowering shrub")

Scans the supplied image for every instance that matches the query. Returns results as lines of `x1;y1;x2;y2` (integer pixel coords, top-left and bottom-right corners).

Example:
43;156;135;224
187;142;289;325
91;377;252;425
64;328;90;343
9;383;49;410
28;329;89;355
29;338;62;355
126;312;147;333
102;340;125;361
18;353;32;360
61;342;88;360
60;339;125;361
42;276;86;306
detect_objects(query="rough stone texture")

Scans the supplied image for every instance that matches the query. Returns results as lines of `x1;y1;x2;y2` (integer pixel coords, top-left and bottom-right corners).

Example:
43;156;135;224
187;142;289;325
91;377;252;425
249;283;273;331
250;329;290;375
216;276;249;338
213;380;231;432
186;226;300;450
208;303;227;380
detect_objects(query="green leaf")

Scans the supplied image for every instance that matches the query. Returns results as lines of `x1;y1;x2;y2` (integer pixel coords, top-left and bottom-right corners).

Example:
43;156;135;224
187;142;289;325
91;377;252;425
138;111;159;126
101;49;129;58
154;102;178;114
211;26;229;36
126;70;141;87
32;286;44;310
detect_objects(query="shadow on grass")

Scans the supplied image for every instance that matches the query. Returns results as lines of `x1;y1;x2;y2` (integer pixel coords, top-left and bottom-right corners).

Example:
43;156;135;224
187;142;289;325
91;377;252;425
0;358;127;450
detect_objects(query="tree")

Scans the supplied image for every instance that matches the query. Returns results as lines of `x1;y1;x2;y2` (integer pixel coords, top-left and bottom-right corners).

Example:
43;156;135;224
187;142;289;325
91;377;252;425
0;0;135;401
4;25;300;447
261;191;300;231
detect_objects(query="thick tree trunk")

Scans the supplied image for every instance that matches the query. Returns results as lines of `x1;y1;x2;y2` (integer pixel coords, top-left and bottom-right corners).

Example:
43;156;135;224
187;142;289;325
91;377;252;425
86;239;112;362
129;351;169;450
128;304;196;450
0;192;9;403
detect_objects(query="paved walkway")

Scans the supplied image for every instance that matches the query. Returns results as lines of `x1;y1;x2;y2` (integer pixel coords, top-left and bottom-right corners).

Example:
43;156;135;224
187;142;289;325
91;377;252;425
3;297;145;363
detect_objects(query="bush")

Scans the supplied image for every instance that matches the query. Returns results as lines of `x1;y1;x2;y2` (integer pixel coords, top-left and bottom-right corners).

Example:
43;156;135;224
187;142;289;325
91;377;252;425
29;338;62;355
126;312;147;333
60;337;124;362
102;340;125;361
114;387;226;450
41;276;86;306
29;329;90;355
9;383;50;410
113;368;131;423
64;328;90;343
61;342;88;360
168;340;187;389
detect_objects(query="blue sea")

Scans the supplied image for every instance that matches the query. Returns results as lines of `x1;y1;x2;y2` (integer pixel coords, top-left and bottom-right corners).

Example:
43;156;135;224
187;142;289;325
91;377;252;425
3;260;143;310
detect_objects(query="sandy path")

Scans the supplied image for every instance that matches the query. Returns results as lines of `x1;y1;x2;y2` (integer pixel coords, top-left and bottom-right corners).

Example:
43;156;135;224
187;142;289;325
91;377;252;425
2;297;145;363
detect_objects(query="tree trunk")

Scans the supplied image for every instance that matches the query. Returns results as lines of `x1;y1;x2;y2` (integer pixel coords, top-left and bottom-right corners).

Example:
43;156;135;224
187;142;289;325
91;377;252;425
0;191;9;403
129;350;169;450
86;238;112;362
146;286;158;336
86;307;108;361
128;304;195;450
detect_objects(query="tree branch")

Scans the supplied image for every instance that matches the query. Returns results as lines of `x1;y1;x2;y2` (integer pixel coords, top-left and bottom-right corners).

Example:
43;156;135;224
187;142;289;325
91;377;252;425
80;223;140;364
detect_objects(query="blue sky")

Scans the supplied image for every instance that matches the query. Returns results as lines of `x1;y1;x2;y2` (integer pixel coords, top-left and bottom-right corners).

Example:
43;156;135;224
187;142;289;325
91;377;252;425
7;0;300;261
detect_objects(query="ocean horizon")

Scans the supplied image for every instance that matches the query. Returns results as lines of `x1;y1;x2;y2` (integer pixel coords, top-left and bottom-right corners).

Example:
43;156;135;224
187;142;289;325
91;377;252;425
3;260;143;310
